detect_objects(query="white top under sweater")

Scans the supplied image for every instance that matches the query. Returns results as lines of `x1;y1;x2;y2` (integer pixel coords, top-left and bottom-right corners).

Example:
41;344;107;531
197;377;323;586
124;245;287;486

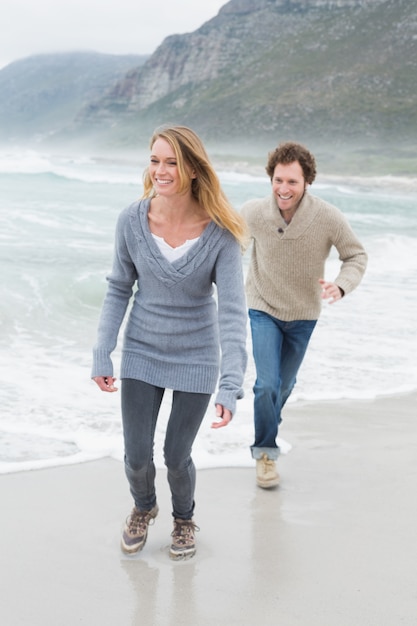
152;234;200;262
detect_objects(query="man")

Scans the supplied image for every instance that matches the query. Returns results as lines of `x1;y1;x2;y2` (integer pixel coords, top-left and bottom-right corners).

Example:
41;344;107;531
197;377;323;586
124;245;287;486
241;141;367;488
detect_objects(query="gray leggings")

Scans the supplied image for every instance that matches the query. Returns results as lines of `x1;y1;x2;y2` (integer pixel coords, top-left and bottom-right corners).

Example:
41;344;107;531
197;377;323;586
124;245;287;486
121;378;211;519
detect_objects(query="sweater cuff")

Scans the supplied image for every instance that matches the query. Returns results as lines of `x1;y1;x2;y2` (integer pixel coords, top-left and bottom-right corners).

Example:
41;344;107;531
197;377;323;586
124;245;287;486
214;387;244;417
91;349;114;379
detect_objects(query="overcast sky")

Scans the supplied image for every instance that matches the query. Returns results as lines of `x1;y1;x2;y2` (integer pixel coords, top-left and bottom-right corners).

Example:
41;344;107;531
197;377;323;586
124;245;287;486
1;0;226;68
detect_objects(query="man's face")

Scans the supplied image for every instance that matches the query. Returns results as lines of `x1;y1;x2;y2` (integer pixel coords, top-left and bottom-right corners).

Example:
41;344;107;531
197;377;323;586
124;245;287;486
271;161;306;217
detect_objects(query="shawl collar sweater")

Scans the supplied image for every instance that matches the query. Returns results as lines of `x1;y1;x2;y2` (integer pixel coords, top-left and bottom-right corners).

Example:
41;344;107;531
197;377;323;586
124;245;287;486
92;199;247;414
241;192;367;321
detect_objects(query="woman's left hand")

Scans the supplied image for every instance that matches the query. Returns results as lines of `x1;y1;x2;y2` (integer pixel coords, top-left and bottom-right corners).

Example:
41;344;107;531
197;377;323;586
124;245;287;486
211;404;233;429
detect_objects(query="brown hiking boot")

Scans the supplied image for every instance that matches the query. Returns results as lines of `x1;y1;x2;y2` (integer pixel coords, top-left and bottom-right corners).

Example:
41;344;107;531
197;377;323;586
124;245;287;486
169;518;200;560
256;453;280;488
121;504;159;554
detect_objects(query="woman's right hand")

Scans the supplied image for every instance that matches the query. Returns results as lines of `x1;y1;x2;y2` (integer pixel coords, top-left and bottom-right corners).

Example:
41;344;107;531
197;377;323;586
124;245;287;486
92;376;118;392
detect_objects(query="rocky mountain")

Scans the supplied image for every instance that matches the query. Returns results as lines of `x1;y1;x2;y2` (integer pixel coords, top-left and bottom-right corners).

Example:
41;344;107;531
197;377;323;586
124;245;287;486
0;0;416;173
0;52;147;141
73;0;416;157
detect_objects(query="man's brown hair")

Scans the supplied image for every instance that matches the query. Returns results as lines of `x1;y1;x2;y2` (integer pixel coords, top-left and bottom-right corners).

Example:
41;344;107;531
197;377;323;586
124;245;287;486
266;142;317;184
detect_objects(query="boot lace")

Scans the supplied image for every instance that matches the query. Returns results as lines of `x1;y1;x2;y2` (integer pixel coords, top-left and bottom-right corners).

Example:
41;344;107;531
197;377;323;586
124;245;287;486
127;509;156;536
171;519;200;546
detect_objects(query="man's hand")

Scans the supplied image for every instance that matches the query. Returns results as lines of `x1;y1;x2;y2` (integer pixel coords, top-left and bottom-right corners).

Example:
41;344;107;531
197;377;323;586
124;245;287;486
319;279;344;304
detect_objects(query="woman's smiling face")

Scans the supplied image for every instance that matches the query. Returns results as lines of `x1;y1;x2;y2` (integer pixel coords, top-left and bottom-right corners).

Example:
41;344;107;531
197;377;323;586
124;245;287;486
149;137;196;198
149;137;181;196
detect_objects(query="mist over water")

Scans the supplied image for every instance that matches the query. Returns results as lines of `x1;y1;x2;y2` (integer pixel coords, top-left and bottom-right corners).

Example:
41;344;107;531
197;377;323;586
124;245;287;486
1;148;416;473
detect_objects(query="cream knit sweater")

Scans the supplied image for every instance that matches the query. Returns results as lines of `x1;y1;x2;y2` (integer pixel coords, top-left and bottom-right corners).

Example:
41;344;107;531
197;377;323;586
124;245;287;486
241;192;367;321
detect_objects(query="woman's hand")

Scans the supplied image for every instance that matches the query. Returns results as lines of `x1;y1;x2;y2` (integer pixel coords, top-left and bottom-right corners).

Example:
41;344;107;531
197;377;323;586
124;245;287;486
92;376;118;392
211;404;233;429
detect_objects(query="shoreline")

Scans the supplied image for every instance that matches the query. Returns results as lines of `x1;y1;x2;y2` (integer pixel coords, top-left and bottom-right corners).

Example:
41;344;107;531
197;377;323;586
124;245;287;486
1;390;416;475
1;390;416;625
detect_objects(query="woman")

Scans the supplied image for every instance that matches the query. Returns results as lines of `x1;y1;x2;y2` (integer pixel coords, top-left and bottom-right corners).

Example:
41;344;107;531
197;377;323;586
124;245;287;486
92;125;248;560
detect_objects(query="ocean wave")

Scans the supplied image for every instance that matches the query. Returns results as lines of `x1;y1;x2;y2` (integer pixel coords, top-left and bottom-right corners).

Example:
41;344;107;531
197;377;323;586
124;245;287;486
2;150;417;474
365;234;417;273
217;169;269;184
315;174;417;195
3;148;417;193
0;150;144;186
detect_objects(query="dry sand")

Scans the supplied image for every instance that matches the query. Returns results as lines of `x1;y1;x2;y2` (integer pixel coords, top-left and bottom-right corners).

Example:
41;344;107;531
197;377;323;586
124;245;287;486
1;392;417;625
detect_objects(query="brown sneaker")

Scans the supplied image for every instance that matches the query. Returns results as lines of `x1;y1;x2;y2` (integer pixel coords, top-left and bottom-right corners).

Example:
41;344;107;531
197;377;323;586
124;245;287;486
169;518;199;560
256;453;280;488
121;504;159;554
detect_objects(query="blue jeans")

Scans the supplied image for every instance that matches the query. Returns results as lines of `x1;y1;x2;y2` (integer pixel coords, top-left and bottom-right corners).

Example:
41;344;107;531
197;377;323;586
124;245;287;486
249;309;317;460
121;379;210;519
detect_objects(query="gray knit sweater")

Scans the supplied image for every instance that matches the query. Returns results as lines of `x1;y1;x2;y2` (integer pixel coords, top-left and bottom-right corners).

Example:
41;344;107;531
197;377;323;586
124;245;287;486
92;199;247;414
241;192;367;321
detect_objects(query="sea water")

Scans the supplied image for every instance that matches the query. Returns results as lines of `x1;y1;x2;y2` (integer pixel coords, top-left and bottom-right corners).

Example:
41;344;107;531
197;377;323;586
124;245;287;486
1;148;416;473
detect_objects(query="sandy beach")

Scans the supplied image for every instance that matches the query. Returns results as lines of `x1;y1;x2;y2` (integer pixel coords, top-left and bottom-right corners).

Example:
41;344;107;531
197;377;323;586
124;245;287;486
1;392;417;626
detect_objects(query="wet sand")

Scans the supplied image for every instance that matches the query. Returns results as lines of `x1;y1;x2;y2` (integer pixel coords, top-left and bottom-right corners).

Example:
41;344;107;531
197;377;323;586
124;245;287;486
1;392;416;625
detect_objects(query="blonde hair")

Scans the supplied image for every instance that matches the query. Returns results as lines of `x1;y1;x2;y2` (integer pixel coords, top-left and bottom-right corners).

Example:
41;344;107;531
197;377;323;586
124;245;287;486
142;125;248;246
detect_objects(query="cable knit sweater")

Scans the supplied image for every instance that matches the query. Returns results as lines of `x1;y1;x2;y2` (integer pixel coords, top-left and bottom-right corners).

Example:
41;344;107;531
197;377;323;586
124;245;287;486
241;192;367;321
92;199;247;414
